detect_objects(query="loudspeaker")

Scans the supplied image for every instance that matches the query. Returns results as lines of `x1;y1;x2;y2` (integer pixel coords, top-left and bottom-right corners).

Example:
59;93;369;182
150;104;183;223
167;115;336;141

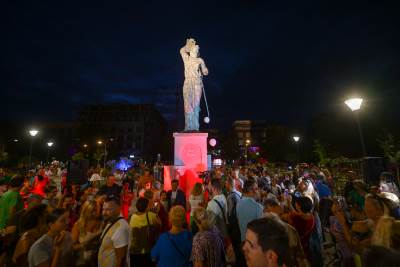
67;159;89;185
362;157;384;185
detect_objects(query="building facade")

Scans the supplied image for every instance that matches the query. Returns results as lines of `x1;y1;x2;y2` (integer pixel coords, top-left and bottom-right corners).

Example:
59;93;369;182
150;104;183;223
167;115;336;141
232;120;267;147
78;104;167;160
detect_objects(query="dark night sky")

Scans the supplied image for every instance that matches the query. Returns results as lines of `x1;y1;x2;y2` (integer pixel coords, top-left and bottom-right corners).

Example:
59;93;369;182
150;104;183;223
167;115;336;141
1;1;400;130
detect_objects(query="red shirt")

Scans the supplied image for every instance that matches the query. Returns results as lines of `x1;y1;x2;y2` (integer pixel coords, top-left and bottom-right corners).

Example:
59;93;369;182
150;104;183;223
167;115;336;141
31;176;49;197
289;213;315;260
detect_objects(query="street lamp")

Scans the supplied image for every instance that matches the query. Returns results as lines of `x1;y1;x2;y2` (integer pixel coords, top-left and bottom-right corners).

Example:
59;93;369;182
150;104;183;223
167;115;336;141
344;97;366;157
46;142;54;162
293;136;300;163
29;130;38;137
344;98;363;112
28;129;39;168
244;139;251;165
97;140;107;170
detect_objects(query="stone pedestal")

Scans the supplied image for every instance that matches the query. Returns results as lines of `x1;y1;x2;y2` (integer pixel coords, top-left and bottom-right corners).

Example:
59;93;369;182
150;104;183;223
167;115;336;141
173;132;208;172
164;132;208;195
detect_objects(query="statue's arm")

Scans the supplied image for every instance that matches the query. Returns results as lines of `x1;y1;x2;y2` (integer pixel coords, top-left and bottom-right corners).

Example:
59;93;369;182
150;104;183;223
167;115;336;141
180;46;189;62
200;58;209;76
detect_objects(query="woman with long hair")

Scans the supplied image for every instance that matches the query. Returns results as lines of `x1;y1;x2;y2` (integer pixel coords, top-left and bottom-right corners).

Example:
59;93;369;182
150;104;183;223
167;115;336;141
71;201;103;267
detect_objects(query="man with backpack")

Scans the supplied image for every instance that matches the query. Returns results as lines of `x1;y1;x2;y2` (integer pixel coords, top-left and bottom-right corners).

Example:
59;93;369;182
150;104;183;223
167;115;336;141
98;195;130;267
226;177;244;266
206;178;228;237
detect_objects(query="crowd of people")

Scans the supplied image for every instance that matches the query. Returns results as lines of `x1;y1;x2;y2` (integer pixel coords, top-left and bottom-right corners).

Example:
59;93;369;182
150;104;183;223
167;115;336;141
1;161;400;267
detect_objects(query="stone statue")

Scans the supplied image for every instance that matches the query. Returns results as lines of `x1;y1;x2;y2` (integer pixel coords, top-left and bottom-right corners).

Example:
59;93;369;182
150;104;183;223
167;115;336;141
180;38;209;131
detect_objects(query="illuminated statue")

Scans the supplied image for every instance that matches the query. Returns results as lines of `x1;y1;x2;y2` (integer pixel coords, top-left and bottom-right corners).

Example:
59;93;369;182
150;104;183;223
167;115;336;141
180;38;209;131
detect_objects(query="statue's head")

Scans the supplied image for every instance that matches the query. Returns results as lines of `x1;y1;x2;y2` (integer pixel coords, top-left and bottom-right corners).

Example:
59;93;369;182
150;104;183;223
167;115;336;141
190;45;200;58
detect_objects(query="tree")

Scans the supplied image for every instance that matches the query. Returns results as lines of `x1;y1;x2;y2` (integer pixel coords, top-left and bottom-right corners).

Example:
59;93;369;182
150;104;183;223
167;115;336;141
313;139;330;166
377;131;400;183
72;152;85;161
93;149;105;167
0;152;8;166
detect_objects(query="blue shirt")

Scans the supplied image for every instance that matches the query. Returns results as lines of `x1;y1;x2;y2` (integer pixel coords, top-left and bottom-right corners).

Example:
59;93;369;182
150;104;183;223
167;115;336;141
315;181;332;198
236;196;263;241
151;230;193;267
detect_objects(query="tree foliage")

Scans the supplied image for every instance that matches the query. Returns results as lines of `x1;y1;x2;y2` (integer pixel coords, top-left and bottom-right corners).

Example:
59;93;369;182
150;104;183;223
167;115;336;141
377;131;400;164
72;152;85;161
313;139;330;165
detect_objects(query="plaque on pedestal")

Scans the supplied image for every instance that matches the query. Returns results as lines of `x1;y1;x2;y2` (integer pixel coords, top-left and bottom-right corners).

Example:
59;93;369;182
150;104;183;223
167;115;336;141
169;132;208;195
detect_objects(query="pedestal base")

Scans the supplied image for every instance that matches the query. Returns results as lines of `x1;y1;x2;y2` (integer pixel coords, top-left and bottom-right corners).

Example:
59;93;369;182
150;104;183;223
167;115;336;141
163;132;208;195
173;132;208;172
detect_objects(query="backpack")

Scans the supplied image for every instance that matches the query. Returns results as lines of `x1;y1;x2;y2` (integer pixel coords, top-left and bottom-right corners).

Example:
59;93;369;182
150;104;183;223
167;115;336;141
226;193;243;266
213;199;228;238
227;192;241;238
130;212;160;255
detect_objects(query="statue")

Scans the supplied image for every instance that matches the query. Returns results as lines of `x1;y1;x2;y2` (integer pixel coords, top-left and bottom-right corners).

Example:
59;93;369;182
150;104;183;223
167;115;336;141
180;38;209;131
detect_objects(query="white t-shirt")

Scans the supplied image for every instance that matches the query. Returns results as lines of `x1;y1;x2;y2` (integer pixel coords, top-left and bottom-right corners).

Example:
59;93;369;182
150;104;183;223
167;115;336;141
171;191;177;203
98;217;130;267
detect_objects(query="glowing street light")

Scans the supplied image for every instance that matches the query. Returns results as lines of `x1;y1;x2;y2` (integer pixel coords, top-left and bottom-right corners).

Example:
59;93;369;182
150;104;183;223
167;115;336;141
244;139;251;165
344;97;366;157
292;135;301;163
28;129;39;167
344;98;363;111
46;141;54;162
83;144;88;148
29;130;39;137
13;139;19;142
97;140;107;169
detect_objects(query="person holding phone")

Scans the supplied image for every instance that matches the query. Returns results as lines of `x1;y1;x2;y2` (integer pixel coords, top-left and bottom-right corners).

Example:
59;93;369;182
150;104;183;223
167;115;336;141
28;208;72;267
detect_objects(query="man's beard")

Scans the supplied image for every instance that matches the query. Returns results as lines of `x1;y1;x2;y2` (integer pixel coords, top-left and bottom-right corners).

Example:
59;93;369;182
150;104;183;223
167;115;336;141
102;214;112;223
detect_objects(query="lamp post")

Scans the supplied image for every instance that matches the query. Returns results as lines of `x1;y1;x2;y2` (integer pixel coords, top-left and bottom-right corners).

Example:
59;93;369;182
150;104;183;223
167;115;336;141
344;98;366;157
244;139;251;166
293;136;300;164
46;142;54;163
97;140;107;170
28;129;39;168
